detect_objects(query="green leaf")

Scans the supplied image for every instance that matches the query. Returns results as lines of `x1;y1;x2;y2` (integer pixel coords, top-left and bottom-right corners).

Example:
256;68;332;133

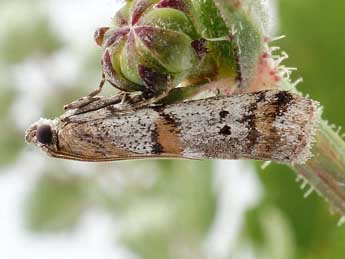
211;0;265;87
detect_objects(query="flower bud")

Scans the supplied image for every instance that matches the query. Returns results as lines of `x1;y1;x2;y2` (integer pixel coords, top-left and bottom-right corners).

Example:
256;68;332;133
97;0;204;96
95;0;266;97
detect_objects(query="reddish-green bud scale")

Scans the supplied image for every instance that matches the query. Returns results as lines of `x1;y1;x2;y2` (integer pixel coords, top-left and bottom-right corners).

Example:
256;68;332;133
94;27;110;47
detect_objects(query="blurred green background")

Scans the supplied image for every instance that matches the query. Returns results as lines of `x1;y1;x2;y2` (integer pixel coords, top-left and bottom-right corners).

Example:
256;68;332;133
0;0;344;258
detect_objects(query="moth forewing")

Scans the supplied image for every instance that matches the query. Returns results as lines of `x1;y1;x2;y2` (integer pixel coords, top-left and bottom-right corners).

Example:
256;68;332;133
25;90;319;164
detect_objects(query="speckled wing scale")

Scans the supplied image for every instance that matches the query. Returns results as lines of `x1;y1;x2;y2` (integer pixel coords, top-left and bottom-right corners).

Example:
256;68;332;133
25;90;319;164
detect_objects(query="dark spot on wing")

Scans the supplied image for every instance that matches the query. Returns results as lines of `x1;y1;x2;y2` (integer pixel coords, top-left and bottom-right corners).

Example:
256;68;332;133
275;91;293;116
237;101;259;150
219;125;231;135
219;110;230;119
151;128;164;154
276;91;293;107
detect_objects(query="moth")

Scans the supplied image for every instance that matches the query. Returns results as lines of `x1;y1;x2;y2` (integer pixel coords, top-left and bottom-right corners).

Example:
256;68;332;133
25;90;319;164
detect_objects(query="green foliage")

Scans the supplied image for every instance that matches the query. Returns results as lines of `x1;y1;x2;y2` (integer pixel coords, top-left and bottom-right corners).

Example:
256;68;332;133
24;173;86;232
0;121;23;166
192;0;237;78
212;0;265;86
279;0;345;130
0;87;16;119
119;160;216;259
0;87;23;166
1;16;62;63
244;205;296;259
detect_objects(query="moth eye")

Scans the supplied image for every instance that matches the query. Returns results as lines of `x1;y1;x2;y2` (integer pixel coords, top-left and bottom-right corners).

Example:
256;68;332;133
36;125;53;145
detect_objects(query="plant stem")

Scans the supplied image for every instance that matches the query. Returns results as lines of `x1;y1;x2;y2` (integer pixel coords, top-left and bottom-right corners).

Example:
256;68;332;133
293;120;345;216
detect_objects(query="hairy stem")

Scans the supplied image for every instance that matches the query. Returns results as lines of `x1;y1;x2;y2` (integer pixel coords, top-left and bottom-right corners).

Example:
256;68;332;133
293;120;345;216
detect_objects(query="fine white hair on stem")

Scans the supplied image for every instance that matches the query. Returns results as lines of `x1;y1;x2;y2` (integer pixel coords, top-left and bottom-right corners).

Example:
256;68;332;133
267;0;279;36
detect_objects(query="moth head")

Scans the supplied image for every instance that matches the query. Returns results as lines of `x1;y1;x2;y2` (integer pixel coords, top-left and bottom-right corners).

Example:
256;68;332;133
25;119;59;153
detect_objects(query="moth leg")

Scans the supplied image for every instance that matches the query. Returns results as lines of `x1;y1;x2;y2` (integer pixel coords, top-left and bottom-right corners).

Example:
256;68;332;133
155;78;238;105
70;95;123;115
127;77;177;109
125;82;193;109
64;96;101;111
157;85;200;105
88;72;106;97
70;92;145;115
120;92;129;105
154;81;229;105
120;76;237;109
64;73;106;110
